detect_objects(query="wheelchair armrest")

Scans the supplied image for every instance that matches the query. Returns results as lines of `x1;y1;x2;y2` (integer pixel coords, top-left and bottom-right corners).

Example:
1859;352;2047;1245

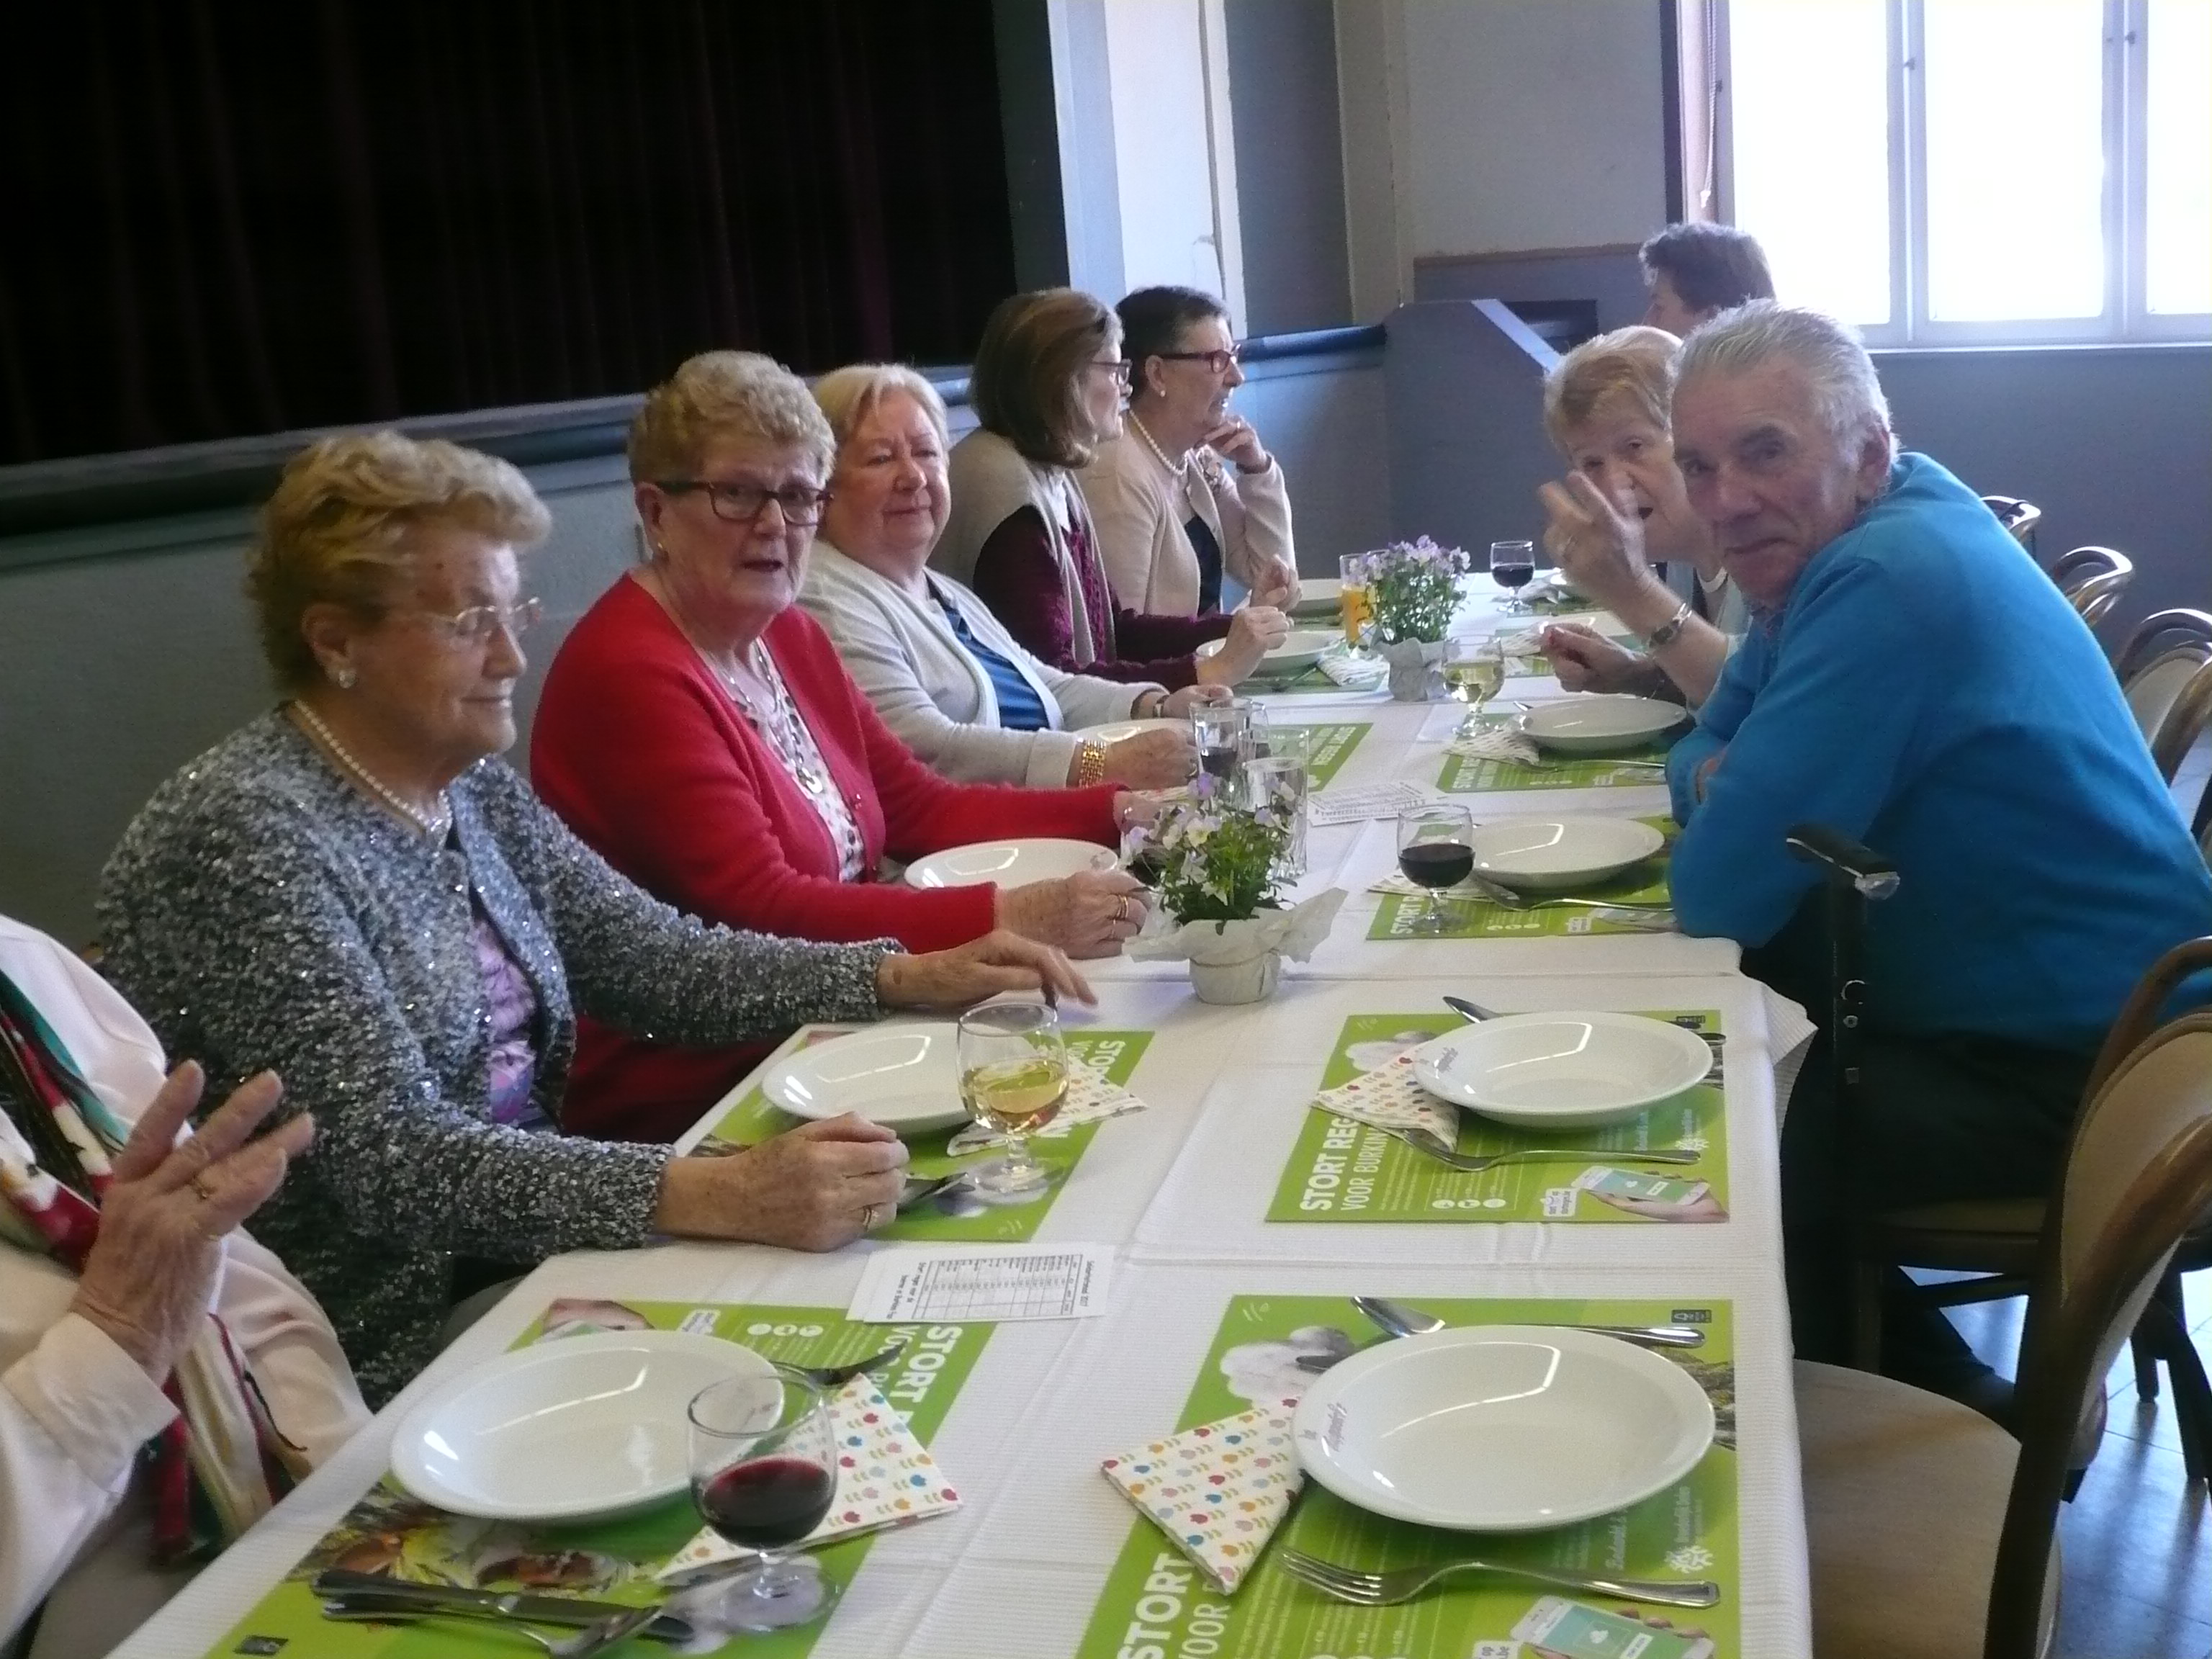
1786;822;1900;901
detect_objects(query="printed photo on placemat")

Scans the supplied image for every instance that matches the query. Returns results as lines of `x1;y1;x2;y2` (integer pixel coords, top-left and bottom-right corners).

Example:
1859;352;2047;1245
1265;1012;1729;1224
1074;1293;1741;1659
691;1030;1153;1243
199;1302;994;1659
1368;817;1676;940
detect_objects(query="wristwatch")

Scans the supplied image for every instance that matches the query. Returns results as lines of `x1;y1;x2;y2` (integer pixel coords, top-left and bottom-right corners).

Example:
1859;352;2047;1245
1642;600;1695;651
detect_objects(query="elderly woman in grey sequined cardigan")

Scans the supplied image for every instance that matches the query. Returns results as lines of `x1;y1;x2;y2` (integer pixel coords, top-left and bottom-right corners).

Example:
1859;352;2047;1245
98;433;1088;1404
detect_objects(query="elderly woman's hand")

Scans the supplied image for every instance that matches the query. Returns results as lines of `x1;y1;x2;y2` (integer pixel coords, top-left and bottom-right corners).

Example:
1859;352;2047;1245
994;871;1150;958
1100;727;1195;789
1540;623;1651;694
1538;473;1671;619
655;1116;908;1251
68;1064;313;1384
1161;684;1231;718
1247;555;1300;611
1197;606;1290;685
876;930;1097;1010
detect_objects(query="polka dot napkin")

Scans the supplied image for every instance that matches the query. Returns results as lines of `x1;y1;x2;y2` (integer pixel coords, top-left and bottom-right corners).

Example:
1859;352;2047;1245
657;1377;959;1582
1310;1051;1462;1144
1099;1402;1303;1593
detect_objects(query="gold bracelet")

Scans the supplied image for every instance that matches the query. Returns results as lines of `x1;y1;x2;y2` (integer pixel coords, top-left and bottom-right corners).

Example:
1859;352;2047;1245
1074;742;1108;786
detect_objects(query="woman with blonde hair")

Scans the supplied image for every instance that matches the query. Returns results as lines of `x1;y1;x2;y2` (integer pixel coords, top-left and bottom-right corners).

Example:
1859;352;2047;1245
99;430;1087;1402
1534;325;1743;706
800;361;1216;788
531;351;1149;1143
932;288;1289;688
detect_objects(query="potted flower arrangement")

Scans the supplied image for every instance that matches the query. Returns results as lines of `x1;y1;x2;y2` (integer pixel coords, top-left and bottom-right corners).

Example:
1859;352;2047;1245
1124;799;1344;1004
1363;536;1468;700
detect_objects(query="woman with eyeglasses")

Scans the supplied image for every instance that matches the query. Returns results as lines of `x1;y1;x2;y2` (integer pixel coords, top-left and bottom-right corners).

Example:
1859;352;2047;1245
1080;286;1300;619
98;431;1092;1403
932;288;1289;689
530;351;1148;1143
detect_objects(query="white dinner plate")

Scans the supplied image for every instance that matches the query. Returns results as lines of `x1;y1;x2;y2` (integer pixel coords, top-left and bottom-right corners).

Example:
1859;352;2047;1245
760;1022;968;1133
1519;694;1686;755
903;837;1118;889
1466;817;1665;892
1292;1324;1715;1532
392;1331;775;1521
1194;627;1336;675
1410;1012;1714;1129
1070;716;1187;746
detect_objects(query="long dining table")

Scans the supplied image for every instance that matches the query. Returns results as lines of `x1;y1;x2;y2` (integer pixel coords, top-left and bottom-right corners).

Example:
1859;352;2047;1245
113;585;1818;1659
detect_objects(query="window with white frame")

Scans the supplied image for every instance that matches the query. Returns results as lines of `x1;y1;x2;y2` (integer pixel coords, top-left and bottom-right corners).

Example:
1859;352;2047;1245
1717;0;2209;346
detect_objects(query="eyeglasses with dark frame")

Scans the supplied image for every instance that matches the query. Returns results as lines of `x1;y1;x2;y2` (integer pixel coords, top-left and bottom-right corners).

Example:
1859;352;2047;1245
657;479;834;526
1154;345;1243;375
406;596;544;645
1087;358;1134;388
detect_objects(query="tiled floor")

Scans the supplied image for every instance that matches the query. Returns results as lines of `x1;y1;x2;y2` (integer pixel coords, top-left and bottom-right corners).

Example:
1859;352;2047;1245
1943;1271;2211;1658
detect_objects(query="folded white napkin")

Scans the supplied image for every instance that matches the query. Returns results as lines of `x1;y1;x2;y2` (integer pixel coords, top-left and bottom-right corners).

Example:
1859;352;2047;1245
1308;1050;1462;1142
1100;1402;1304;1593
1316;647;1386;690
1447;726;1542;767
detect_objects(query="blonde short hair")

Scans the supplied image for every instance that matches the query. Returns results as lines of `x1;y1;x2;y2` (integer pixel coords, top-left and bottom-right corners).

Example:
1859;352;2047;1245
812;363;951;459
1542;325;1681;454
246;431;550;692
629;351;836;486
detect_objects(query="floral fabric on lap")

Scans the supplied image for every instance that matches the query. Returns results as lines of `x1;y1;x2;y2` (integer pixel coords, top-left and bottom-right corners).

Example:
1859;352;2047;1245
471;907;545;1132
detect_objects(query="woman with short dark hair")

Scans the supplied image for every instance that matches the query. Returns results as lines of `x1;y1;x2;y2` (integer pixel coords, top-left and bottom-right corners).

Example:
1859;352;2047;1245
1638;222;1776;336
1081;285;1299;618
932;288;1287;689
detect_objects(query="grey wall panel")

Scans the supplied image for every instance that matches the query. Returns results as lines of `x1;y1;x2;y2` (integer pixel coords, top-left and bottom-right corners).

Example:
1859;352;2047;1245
1413;246;1651;336
1223;0;1354;333
1232;358;1390;572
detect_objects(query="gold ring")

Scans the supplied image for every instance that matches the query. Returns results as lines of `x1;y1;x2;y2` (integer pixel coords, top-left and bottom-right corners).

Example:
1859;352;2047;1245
861;1203;889;1230
1115;896;1131;925
190;1173;217;1204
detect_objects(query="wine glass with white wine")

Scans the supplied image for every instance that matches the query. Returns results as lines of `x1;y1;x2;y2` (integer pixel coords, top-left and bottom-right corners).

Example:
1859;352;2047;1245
956;1001;1069;1195
1444;639;1506;736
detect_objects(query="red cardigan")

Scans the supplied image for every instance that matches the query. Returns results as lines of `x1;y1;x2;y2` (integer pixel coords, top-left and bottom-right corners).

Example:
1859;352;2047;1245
531;575;1118;1141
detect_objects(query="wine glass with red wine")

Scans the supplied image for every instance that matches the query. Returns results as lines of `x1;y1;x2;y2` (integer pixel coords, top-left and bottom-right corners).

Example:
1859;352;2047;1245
1489;539;1537;613
1395;803;1475;936
687;1367;840;1631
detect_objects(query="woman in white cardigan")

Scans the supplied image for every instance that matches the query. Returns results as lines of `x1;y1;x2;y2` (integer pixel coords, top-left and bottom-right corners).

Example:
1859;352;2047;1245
802;364;1222;789
1079;286;1300;618
1;913;366;1659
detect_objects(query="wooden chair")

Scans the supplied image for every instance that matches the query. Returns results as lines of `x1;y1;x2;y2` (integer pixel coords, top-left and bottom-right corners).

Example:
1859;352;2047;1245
2044;546;2134;629
2114;608;2212;775
1798;1010;2212;1658
1980;494;2041;553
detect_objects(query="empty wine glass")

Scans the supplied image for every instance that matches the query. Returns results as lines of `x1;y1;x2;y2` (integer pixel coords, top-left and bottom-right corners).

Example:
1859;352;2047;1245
1395;803;1475;936
1490;539;1537;613
687;1367;840;1632
957;1001;1069;1195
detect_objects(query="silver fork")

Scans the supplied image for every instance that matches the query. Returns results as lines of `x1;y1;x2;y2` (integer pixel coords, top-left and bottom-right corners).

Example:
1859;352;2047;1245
1381;1123;1701;1174
788;1340;907;1390
323;1604;662;1656
1458;871;1671;914
1274;1547;1721;1609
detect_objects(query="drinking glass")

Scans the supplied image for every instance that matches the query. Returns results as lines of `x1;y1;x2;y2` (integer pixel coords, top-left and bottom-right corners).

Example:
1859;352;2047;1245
1244;731;1310;878
1395;803;1475;936
688;1367;840;1631
957;1001;1069;1195
1444;639;1506;734
1338;552;1372;647
1489;539;1537;612
1191;702;1251;801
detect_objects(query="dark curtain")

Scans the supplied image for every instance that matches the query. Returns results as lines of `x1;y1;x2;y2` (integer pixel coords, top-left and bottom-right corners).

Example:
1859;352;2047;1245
0;0;1018;464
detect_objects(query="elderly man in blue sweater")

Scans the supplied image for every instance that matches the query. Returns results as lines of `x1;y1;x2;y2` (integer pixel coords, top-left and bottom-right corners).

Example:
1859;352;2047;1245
1665;303;2212;1411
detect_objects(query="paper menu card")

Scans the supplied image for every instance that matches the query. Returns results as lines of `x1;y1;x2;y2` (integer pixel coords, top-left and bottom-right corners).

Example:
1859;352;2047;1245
1099;1401;1303;1593
849;1244;1112;1323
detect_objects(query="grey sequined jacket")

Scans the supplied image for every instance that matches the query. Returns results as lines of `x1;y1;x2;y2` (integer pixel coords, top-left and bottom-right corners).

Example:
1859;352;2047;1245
99;714;896;1404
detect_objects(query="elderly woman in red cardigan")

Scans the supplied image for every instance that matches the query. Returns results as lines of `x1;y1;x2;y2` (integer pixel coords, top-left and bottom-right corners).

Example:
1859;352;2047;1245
532;351;1147;1142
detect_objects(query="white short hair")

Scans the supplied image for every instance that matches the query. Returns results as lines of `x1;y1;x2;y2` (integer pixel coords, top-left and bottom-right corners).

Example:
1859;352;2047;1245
1676;302;1895;462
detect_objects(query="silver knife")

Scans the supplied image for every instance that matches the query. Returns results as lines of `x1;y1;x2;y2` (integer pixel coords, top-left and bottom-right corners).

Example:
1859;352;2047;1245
311;1570;692;1642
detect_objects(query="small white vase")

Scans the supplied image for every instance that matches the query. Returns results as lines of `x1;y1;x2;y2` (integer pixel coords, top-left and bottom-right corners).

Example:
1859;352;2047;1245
1381;637;1447;701
1188;949;1282;1005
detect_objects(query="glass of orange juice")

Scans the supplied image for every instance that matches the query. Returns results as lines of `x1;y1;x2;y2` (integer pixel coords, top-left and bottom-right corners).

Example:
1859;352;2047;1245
1338;552;1372;646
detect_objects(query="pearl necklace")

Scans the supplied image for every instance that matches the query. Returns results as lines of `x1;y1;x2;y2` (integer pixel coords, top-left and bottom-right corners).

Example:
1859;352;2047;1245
1127;410;1192;480
292;701;453;839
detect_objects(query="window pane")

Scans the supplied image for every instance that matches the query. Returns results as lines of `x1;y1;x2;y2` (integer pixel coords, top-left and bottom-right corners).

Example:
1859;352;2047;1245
2146;0;2212;315
1729;1;1892;325
1923;0;2106;321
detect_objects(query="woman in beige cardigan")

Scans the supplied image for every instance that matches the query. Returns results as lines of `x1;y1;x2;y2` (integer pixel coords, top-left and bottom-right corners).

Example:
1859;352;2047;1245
1079;286;1300;617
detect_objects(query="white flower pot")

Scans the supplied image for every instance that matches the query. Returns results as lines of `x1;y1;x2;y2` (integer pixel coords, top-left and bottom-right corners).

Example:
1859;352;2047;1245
1188;948;1282;1004
1382;638;1447;701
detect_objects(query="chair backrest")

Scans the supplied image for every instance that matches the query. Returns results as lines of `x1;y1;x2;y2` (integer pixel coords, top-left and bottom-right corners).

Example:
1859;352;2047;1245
2045;545;2134;629
1980;494;2041;551
2123;651;2212;775
2115;606;2212;683
1987;1009;2212;1658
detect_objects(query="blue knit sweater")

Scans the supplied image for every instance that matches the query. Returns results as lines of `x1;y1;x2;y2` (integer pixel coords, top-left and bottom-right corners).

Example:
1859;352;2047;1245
1668;453;2211;1051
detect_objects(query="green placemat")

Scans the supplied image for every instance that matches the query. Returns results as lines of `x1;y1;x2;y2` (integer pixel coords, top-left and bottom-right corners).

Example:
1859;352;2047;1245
1281;721;1370;789
202;1301;995;1659
1367;816;1675;940
693;1029;1151;1242
1074;1293;1741;1659
1438;715;1676;792
1267;1010;1729;1223
1237;661;1342;693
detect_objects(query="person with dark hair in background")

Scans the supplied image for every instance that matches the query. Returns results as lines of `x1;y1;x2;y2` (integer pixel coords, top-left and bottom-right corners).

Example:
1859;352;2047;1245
1639;222;1776;336
1079;285;1299;619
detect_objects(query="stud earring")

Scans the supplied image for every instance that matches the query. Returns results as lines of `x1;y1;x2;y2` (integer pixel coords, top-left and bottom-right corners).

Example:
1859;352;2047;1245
331;663;357;690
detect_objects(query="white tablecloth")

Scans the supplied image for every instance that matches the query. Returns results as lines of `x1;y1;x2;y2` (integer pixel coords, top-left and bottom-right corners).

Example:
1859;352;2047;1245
111;600;1819;1659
